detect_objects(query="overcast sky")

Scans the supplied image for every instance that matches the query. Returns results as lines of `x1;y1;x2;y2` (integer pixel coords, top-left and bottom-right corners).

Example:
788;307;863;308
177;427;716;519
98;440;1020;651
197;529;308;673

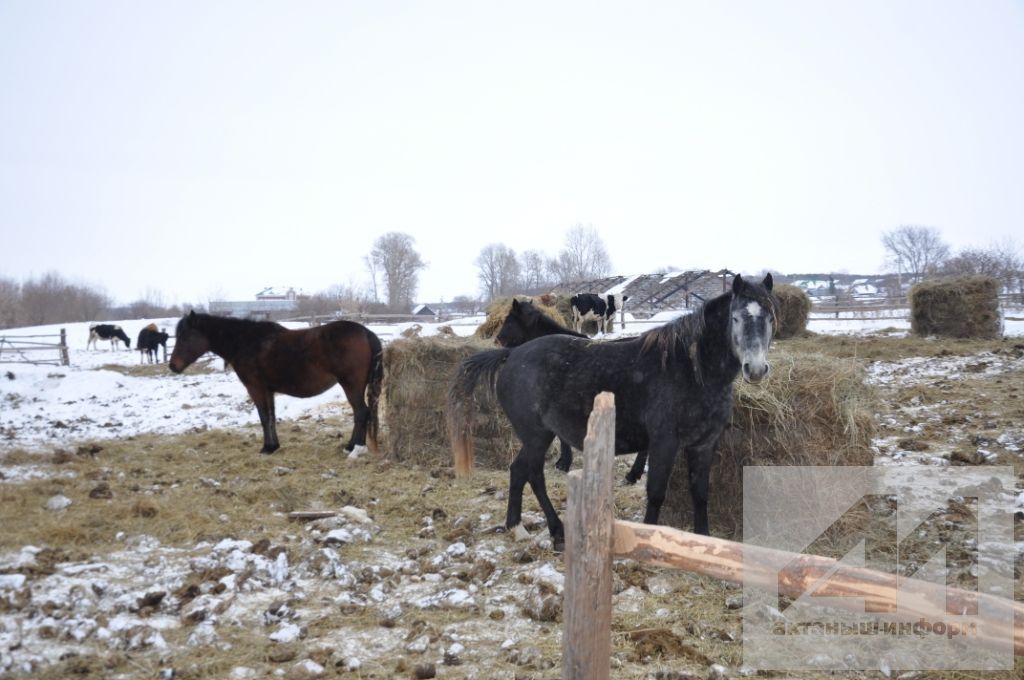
2;1;1022;306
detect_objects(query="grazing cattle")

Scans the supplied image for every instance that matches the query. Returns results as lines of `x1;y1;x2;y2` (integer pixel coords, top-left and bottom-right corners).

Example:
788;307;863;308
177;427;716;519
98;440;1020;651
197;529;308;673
569;293;628;334
87;324;131;350
137;325;169;364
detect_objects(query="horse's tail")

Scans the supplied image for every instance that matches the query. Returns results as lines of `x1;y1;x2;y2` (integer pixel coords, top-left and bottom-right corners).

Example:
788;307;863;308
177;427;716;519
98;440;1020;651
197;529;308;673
448;348;510;477
365;329;384;455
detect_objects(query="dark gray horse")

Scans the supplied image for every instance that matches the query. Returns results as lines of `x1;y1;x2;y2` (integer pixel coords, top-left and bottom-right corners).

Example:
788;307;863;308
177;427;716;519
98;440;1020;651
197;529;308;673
449;274;777;548
494;298;648;482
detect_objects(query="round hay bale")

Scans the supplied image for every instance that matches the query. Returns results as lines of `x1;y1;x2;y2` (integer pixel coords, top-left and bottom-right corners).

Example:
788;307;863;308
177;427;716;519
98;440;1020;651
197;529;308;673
474;296;572;340
660;349;876;539
382;336;518;468
772;283;811;339
909;276;1001;339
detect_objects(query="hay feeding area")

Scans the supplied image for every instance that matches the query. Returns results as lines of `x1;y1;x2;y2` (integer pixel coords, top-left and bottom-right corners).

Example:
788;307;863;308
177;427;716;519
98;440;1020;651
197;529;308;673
382;335;519;468
772;283;811;339
473;295;572;340
909;275;1002;339
661;348;876;538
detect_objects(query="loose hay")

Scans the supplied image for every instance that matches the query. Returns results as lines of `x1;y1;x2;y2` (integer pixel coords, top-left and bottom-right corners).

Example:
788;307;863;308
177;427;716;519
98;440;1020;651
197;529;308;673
772;283;811;339
382;336;519;468
909;275;1002;339
473;296;571;340
661;348;876;538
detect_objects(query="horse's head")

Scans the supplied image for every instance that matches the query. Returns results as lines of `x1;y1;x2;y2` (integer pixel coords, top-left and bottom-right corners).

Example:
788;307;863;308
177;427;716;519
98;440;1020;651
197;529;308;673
169;311;209;374
729;273;777;384
495;299;535;348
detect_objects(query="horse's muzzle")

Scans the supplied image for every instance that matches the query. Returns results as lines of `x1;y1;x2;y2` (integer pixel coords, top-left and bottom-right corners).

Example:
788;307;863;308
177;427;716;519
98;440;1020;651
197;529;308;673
742;361;770;384
168;358;184;374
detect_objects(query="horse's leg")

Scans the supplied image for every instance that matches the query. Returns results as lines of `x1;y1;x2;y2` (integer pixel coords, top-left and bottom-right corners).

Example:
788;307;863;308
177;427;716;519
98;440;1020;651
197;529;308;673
554;439;573;472
338;380;369;454
506;434;558;534
685;443;716;536
642;439;680;525
247;385;279;454
526;452;565;550
625;450;647;484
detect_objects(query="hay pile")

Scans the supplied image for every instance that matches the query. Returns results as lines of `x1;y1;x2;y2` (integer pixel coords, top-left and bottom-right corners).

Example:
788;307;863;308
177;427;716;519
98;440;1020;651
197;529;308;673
772;283;811;339
473;295;571;340
660;349;876;538
382;336;519;468
909;276;1001;339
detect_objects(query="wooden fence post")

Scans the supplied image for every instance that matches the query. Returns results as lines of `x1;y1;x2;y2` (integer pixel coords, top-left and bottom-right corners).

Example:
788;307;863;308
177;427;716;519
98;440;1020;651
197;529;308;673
59;328;69;366
563;391;616;680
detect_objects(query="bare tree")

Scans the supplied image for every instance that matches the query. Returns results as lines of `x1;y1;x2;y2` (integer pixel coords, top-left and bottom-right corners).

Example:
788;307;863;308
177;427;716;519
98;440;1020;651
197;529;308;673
520;249;555;292
363;254;381;304
0;277;20;329
475;243;522;301
942;238;1022;296
552;223;612;284
881;225;950;286
18;272;112;326
367;232;426;312
296;282;375;318
449;294;482;315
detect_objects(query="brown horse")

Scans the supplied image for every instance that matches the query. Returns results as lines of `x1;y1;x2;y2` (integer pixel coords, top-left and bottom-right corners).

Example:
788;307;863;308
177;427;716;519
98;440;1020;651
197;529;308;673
169;311;383;455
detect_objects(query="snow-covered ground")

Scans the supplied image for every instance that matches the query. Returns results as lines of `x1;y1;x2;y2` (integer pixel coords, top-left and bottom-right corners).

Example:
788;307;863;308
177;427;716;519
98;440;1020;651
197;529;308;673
2;311;1023;677
2;312;1023;452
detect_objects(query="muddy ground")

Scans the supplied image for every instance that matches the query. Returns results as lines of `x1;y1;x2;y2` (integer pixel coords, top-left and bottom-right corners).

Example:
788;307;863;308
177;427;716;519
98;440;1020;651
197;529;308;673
1;333;1022;679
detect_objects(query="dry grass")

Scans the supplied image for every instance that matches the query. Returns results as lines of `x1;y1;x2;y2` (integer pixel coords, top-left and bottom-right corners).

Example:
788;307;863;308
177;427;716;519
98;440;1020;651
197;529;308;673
910;275;1002;339
381;335;520;469
779;333;1023;363
3;338;1022;679
773;283;812;339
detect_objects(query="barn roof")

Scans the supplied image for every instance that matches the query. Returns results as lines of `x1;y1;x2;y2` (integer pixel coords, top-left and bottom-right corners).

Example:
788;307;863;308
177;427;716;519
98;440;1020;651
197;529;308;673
551;269;733;313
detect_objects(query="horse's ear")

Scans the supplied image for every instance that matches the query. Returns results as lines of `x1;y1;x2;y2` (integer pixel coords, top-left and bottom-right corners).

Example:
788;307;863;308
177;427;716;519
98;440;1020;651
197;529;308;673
188;310;197;320
732;274;744;295
762;273;773;291
511;299;520;312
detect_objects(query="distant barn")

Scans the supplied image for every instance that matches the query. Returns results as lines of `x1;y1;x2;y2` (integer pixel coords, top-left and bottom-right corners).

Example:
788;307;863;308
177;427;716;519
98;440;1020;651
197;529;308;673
550;269;732;317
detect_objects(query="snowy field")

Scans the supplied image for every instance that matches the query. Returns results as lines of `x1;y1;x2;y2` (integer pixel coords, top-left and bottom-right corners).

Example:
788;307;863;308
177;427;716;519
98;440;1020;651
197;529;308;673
1;312;1023;452
1;311;1023;678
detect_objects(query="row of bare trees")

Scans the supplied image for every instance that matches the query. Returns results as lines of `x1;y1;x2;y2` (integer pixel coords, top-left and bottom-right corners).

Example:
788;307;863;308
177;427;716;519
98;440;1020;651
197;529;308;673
475;223;612;301
297;224;613;316
0;272;193;331
881;225;1022;294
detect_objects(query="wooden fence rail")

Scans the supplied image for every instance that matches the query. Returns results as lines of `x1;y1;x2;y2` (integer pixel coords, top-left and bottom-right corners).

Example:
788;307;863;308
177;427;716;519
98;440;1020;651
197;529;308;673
0;329;69;366
563;392;1023;678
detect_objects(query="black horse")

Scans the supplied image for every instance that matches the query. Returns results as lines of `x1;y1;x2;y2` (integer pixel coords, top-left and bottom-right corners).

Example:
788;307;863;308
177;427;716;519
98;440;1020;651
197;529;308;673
494;298;648;482
169;312;383;455
449;274;777;547
494;298;587;348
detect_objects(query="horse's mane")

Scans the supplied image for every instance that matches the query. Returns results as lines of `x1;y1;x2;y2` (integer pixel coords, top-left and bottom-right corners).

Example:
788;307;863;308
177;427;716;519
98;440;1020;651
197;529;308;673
639;298;711;367
639;284;778;377
181;313;285;353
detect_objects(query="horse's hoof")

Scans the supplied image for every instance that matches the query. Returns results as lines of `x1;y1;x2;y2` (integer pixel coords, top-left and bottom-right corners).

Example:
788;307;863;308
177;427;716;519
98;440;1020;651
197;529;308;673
554;462;570;473
624;474;640;485
346;445;368;460
552;535;565;553
260;447;279;455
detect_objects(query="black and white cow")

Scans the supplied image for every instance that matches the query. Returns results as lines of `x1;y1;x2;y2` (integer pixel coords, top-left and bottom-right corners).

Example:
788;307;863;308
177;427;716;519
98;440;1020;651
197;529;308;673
569;293;628;335
87;324;131;351
137;324;170;364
